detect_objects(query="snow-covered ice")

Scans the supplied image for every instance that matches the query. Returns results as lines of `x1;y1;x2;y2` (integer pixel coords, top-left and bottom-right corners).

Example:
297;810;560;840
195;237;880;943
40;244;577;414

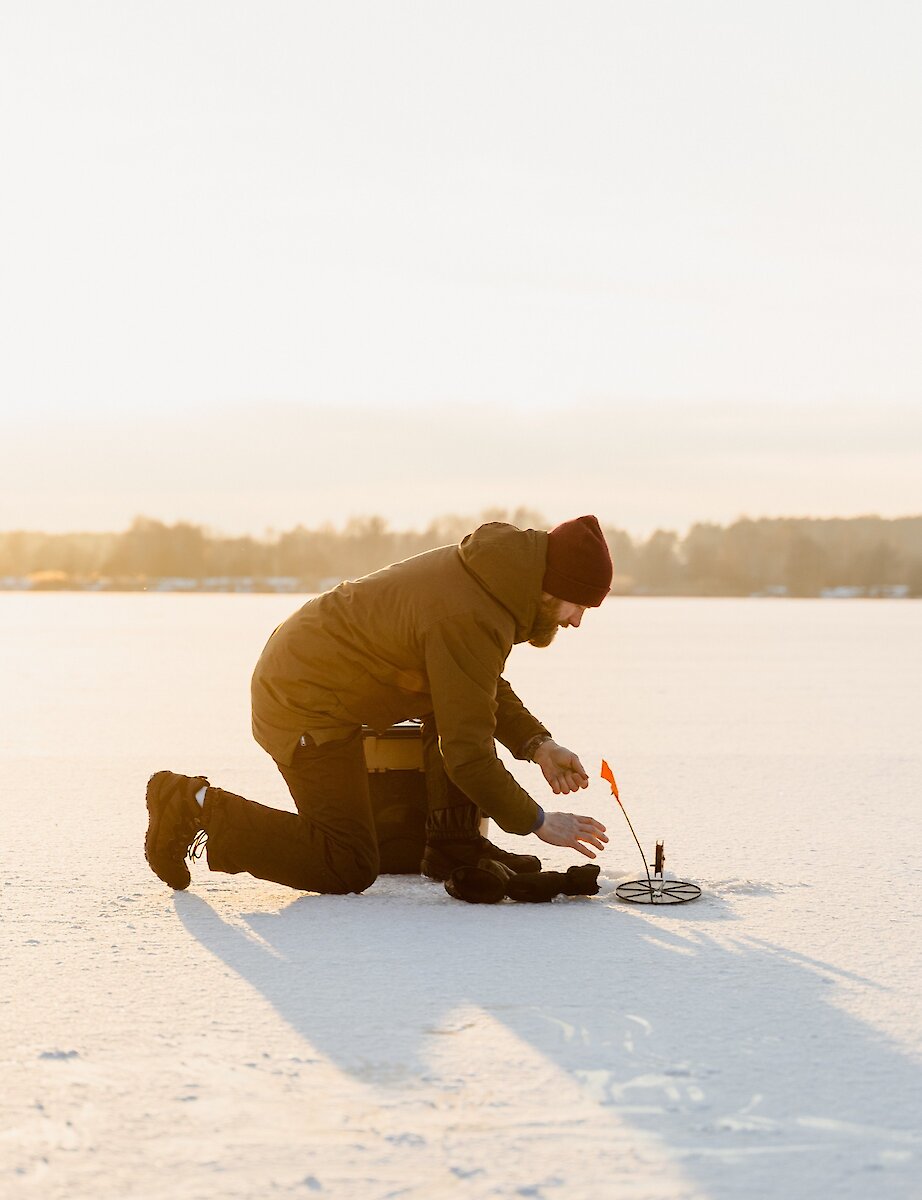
2;594;920;1199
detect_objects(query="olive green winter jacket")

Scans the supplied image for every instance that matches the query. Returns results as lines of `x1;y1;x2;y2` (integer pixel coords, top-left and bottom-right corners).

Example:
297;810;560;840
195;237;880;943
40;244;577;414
250;522;552;833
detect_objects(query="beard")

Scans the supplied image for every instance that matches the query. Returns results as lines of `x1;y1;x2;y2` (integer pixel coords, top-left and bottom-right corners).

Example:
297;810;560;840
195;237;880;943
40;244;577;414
528;596;561;648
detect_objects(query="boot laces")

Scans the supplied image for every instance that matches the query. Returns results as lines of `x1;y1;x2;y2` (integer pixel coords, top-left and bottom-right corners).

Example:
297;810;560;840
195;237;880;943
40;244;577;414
188;829;208;862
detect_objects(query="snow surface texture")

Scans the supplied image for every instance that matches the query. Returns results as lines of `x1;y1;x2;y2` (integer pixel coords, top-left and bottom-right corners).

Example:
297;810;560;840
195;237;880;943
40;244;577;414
2;594;921;1200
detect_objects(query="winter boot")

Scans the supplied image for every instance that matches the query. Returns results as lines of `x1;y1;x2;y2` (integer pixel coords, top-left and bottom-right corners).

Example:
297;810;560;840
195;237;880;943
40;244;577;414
144;770;209;890
444;861;600;905
476;835;542;876
421;803;542;880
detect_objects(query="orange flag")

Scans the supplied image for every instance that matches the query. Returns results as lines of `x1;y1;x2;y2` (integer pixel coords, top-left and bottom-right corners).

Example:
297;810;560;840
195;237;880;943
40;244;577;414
600;759;621;804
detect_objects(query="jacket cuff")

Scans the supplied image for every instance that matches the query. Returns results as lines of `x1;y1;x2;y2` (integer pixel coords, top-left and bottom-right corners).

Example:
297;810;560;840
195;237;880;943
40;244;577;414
528;806;545;833
518;732;553;761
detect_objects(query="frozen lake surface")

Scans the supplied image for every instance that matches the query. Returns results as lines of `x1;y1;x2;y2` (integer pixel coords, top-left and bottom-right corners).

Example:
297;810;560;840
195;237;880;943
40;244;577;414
2;594;921;1199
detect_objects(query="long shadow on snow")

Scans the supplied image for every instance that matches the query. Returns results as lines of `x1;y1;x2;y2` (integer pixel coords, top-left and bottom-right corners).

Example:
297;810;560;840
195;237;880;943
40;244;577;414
175;882;922;1198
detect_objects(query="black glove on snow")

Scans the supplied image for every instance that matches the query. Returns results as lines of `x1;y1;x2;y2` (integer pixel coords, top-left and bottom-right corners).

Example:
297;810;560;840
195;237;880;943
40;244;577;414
445;860;600;905
444;859;511;904
506;864;601;903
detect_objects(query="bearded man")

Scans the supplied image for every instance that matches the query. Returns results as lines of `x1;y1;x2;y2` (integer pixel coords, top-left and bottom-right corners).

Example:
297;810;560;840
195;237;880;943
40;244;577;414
144;515;612;895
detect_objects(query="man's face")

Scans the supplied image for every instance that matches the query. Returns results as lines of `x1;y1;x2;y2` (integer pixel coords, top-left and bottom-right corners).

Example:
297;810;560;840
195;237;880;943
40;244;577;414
528;593;588;647
554;599;587;628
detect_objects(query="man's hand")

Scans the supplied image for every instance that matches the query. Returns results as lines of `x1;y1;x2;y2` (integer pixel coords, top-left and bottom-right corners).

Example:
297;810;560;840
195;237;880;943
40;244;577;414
533;739;590;795
535;812;609;858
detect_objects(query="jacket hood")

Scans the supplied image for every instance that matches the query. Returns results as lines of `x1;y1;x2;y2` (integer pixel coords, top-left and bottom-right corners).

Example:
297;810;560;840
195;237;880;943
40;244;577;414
457;523;548;642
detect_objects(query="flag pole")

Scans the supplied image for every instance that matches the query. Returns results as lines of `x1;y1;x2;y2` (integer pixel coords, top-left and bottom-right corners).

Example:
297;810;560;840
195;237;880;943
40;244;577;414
601;760;655;902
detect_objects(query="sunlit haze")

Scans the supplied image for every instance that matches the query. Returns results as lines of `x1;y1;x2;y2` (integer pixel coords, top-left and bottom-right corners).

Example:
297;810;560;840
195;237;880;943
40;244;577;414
2;1;920;536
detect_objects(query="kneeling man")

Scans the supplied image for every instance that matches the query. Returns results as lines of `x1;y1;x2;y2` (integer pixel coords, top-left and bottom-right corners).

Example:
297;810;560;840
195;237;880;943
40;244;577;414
144;515;611;893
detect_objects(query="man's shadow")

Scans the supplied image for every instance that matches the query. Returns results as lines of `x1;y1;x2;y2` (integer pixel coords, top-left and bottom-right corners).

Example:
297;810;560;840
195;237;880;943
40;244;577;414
175;881;922;1197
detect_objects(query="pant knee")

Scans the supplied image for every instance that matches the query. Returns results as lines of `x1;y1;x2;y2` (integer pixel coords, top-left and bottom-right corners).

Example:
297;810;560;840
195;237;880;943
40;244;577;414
313;846;379;895
340;855;379;895
346;871;377;895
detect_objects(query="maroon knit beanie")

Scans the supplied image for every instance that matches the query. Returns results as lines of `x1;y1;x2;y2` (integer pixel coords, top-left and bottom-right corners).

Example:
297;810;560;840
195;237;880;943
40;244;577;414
542;515;613;607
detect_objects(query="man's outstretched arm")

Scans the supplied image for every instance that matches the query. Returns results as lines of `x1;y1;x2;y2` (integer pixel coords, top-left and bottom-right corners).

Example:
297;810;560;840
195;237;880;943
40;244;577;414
493;676;552;760
529;739;607;857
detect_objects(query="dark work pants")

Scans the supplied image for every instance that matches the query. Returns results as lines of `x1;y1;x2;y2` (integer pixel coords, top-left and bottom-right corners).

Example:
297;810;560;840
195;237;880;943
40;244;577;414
201;719;483;895
203;728;380;894
420;715;482;838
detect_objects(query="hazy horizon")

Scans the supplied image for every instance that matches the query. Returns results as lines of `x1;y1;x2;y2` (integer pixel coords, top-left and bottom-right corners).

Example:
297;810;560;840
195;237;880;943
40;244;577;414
3;499;921;545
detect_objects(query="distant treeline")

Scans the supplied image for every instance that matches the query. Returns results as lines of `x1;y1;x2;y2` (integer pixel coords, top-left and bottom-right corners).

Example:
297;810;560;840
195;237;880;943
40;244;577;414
2;510;921;597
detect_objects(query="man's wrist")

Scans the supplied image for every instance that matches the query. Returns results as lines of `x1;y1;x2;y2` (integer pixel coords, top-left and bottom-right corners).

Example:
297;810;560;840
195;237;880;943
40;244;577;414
520;733;553;762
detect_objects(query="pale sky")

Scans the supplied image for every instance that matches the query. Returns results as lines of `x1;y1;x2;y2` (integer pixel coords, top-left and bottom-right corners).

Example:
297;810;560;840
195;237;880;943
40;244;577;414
1;1;920;536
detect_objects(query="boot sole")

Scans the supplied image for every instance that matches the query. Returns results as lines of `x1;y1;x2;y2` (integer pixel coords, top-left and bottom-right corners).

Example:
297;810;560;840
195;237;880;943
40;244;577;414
144;771;192;890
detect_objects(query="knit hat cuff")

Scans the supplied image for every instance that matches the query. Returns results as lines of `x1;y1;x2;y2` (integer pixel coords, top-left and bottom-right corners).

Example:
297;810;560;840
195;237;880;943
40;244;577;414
542;566;610;608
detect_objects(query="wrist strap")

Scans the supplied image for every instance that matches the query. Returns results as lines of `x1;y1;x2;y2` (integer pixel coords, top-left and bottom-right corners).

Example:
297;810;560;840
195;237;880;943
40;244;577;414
521;733;553;761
